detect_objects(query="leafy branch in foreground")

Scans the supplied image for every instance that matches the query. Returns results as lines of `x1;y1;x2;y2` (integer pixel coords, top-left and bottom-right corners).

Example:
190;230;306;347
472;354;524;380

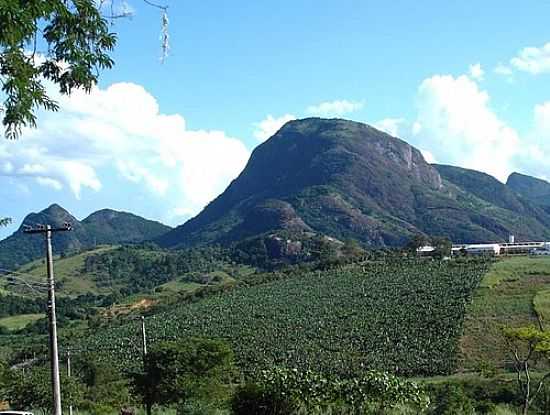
0;217;11;227
0;0;117;139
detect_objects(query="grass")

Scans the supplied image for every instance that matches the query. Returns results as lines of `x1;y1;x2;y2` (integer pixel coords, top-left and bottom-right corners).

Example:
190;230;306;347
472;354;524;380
11;245;118;298
480;256;550;289
0;313;44;331
460;255;550;371
533;288;550;329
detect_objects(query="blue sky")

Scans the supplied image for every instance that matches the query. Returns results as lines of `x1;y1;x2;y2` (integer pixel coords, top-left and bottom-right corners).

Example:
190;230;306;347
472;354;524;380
2;0;550;239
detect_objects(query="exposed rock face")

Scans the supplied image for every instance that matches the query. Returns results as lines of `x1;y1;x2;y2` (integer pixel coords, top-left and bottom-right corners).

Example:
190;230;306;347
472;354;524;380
156;118;550;248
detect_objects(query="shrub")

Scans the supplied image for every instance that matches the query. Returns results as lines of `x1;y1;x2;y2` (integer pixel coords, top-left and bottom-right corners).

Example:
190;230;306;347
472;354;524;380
231;383;297;415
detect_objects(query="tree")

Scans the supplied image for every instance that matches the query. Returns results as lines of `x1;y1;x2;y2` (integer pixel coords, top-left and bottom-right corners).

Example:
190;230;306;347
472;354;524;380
0;359;8;396
502;326;550;415
131;338;234;415
431;236;452;259
0;0;170;140
0;218;10;227
74;353;130;411
5;365;85;415
0;0;116;139
406;234;430;254
342;238;365;261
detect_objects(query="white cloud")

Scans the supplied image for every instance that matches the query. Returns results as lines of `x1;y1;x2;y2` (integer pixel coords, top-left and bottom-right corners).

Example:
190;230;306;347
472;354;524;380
510;42;550;75
494;63;513;76
413;74;520;181
468;63;484;81
374;118;404;137
253;114;296;142
512;101;550;180
0;82;250;214
306;100;364;117
420;149;436;164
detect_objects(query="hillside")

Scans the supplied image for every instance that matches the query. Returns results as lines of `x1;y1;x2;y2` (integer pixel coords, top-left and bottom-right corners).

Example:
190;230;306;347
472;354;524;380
0;205;171;270
507;172;550;212
157;118;550;249
75;259;488;376
434;165;550;241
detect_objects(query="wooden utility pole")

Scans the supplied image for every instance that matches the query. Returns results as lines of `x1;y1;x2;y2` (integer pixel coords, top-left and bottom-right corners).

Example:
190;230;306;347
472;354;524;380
25;223;71;415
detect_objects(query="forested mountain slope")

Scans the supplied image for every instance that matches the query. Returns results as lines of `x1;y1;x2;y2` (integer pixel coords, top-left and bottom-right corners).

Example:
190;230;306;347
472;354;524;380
0;205;170;270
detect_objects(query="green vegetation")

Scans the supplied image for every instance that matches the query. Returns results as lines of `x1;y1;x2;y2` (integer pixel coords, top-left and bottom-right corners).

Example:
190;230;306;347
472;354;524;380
232;367;428;415
0;314;44;331
502;326;550;414
480;256;550;289
0;204;170;270
460;256;550;371
131;338;234;415
534;288;550;328
76;259;488;377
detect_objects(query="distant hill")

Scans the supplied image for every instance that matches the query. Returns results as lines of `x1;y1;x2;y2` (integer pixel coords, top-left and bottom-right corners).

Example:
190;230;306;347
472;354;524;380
507;172;550;213
0;205;170;270
157;118;550;249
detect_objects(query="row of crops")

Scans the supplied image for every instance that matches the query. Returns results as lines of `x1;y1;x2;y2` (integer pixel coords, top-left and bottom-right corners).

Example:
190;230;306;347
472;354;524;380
75;259;490;377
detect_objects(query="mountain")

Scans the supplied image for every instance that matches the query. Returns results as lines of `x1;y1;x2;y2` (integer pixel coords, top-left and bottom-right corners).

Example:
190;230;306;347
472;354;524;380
507;172;550;212
156;118;550;249
0;205;171;270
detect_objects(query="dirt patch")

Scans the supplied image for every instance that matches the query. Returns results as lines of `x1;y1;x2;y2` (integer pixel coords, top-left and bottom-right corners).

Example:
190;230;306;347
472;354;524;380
130;298;156;310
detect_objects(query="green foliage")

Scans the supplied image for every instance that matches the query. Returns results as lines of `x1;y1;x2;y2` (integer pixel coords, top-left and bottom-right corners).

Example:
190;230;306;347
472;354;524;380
0;217;10;227
0;205;170;270
131;338;234;413
406;234;430;253
502;325;550;353
0;0;116;138
74;353;131;410
76;260;489;377
232;367;429;414
83;245;231;295
177;399;228;415
0;358;7;394
5;365;86;413
501;325;550;414
428;384;475;415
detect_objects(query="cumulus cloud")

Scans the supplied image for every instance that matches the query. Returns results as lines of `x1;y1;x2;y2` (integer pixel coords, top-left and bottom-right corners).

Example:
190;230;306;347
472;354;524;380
306;100;364;117
0;82;250;216
413;74;520;181
374;118;405;137
468;63;484;81
510;42;550;75
253;114;296;142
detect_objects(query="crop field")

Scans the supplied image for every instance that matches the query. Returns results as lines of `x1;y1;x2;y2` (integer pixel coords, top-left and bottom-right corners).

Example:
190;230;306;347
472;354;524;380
76;259;489;377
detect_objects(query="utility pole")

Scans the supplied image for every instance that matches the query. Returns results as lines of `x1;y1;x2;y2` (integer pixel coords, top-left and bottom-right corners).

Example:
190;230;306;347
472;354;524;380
67;351;73;415
25;223;71;415
141;316;148;362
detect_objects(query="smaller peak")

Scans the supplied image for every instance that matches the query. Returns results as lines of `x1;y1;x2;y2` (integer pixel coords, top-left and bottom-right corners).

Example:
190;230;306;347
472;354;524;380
45;203;64;211
41;203;72;217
